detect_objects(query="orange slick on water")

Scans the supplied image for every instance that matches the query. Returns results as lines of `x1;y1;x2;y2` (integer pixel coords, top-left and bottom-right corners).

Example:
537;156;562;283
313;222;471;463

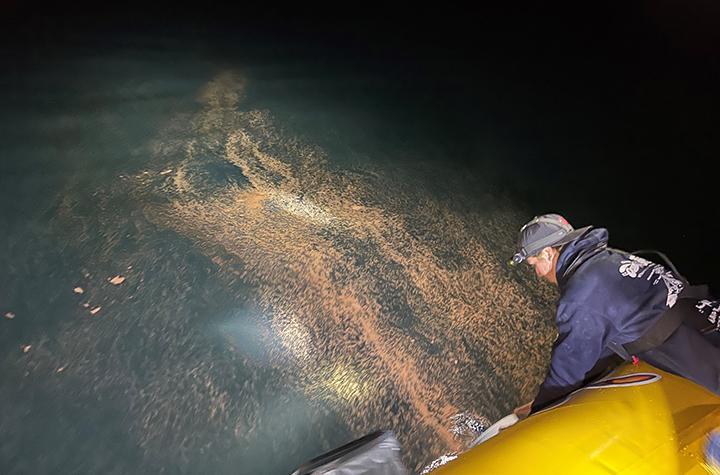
435;361;720;474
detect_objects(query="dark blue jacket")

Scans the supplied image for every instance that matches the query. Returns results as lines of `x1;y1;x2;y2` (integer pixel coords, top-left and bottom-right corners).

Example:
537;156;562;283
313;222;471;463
531;227;719;411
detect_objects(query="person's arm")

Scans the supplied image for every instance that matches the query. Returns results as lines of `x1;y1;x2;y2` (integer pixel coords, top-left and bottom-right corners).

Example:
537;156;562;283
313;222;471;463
531;305;611;413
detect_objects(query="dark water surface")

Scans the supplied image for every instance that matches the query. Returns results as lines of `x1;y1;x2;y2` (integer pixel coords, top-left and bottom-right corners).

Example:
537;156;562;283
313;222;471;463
0;31;557;474
4;6;720;472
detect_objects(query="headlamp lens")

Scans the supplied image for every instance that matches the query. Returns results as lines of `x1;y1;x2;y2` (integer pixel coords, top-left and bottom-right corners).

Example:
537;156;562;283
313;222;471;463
509;252;524;266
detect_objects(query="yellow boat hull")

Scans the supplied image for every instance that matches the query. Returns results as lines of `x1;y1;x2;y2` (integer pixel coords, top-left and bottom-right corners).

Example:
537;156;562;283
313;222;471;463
434;362;720;474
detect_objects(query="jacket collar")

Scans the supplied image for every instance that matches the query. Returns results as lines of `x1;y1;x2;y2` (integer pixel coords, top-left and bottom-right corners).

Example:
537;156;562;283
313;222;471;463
556;227;609;289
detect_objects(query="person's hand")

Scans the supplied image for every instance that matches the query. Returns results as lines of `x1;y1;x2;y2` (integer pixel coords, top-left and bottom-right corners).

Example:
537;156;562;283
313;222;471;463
476;413;520;442
512;400;533;420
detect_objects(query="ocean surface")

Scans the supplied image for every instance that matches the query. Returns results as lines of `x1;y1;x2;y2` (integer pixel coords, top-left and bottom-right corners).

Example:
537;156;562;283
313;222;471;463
1;30;570;474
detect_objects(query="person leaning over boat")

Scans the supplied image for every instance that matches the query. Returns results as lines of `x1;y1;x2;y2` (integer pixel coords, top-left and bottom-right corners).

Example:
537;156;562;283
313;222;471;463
508;214;720;417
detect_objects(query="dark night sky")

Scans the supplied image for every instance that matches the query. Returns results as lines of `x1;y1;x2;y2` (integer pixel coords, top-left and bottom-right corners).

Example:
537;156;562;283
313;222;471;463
3;1;720;291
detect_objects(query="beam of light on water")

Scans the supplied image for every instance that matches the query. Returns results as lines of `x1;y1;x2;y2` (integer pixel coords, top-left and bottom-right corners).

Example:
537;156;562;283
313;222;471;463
133;70;559;472
44;69;558;473
266;190;337;226
217;308;276;365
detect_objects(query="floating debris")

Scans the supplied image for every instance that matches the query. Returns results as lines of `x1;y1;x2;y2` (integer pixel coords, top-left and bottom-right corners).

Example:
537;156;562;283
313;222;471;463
450;412;490;439
108;275;125;285
449;412;491;450
4;312;15;319
421;453;459;474
73;287;84;294
90;306;102;315
21;344;32;353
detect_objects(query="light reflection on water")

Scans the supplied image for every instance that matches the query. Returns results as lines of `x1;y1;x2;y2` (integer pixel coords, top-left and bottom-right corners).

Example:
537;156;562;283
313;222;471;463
0;47;557;474
217;308;275;365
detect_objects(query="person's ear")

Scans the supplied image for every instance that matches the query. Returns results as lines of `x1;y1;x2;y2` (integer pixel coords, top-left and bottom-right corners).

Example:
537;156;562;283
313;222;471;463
540;247;553;261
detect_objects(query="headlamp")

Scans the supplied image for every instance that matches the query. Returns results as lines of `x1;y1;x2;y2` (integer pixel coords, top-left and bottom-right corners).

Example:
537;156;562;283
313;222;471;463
508;251;525;267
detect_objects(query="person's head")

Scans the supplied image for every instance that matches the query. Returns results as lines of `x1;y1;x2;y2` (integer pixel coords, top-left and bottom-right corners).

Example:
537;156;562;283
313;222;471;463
509;214;592;286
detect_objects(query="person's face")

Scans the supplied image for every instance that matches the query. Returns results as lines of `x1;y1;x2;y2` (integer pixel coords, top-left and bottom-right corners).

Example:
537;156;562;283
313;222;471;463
526;247;557;284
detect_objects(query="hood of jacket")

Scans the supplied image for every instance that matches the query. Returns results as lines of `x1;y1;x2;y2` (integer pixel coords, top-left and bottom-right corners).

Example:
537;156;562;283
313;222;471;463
556;227;609;289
